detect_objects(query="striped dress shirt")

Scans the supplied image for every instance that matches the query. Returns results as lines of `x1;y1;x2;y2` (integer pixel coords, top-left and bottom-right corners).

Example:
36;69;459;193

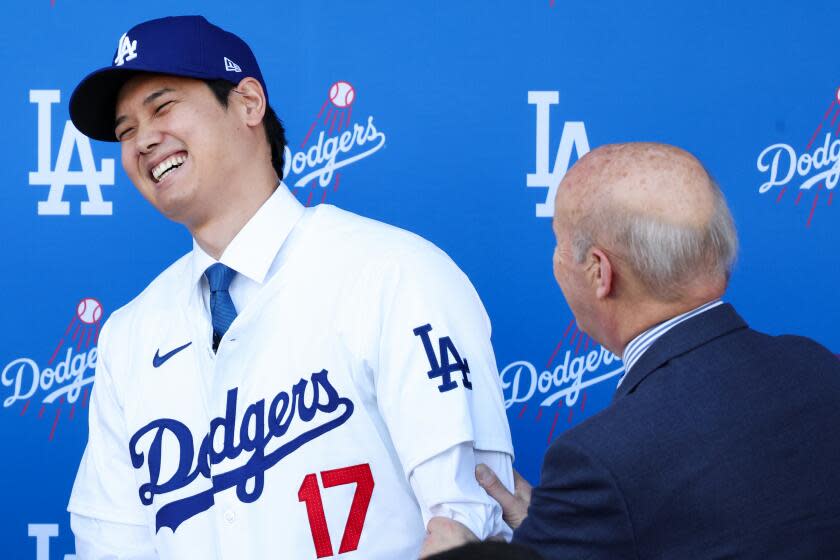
618;299;723;387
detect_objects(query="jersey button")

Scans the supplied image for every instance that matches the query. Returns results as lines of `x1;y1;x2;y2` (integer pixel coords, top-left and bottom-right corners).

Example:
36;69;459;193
224;509;236;524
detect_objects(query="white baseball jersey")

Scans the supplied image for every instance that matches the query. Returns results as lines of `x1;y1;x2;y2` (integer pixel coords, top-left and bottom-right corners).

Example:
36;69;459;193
69;186;514;559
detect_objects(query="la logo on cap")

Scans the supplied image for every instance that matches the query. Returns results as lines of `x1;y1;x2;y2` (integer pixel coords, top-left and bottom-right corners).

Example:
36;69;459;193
114;33;138;66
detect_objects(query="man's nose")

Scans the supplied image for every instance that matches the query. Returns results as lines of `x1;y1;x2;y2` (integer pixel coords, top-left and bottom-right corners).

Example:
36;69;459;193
136;121;163;154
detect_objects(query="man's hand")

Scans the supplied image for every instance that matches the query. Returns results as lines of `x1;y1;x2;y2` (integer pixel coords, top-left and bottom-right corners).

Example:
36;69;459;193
418;517;478;558
475;464;532;529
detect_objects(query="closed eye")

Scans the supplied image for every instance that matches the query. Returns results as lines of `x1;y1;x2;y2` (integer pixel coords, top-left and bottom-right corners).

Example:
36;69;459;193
155;100;175;115
116;126;134;142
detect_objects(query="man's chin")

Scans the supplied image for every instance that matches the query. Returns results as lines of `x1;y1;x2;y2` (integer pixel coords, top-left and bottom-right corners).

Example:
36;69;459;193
152;196;194;225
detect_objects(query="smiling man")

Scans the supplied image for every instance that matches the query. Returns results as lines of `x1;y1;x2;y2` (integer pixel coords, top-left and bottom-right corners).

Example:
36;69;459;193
66;16;513;559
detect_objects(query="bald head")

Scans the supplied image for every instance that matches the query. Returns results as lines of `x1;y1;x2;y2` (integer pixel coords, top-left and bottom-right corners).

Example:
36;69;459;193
556;142;737;302
562;143;715;227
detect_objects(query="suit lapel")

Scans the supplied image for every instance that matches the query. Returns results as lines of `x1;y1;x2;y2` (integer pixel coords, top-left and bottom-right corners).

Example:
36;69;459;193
613;303;748;400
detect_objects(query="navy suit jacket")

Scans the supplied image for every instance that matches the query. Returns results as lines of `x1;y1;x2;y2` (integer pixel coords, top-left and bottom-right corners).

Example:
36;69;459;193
514;304;840;559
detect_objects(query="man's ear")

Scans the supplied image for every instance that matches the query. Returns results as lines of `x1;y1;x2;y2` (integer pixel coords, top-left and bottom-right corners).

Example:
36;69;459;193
588;247;614;300
232;77;267;127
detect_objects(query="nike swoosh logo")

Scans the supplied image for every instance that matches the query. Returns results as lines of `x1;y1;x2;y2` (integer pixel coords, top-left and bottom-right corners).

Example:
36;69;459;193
153;342;192;368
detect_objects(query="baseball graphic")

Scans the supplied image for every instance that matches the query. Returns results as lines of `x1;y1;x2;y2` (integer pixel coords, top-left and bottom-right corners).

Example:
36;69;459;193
329;81;355;108
836;86;840;103
77;297;103;324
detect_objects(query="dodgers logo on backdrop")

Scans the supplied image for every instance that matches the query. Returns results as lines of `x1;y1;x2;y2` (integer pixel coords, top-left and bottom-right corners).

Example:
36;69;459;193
756;86;839;227
501;317;623;445
527;91;590;218
29;90;115;216
284;81;386;205
1;298;103;440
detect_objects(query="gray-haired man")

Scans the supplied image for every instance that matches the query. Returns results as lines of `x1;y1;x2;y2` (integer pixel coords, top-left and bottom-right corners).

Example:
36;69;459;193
424;142;840;559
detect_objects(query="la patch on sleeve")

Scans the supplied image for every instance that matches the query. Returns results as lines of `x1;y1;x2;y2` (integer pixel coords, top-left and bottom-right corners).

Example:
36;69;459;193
412;324;472;393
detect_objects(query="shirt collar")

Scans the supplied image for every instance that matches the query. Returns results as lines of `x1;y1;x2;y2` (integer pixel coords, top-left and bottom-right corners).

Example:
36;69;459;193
617;299;724;387
189;182;305;289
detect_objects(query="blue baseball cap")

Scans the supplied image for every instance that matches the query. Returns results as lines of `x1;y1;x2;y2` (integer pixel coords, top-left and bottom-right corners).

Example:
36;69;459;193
70;15;268;142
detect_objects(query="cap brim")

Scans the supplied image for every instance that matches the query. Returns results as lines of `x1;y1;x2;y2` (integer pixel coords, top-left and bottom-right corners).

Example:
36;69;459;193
70;65;242;142
69;67;146;142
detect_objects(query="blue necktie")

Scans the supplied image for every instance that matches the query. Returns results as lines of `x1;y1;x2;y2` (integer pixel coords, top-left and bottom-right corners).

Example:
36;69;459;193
204;263;238;351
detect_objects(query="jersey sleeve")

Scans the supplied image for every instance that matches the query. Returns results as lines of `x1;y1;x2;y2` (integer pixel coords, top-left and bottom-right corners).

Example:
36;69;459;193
68;317;150;527
368;245;514;475
409;443;514;540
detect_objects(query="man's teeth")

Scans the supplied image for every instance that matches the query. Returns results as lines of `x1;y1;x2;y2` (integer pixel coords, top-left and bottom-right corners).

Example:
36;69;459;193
152;155;187;182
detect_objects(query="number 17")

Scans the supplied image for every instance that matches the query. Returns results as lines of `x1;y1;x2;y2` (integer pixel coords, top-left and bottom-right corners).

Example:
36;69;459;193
298;463;375;558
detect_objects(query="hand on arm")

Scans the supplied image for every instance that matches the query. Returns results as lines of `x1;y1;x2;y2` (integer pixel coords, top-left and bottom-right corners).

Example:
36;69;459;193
410;444;514;541
414;456;526;558
475;464;532;530
418;517;479;558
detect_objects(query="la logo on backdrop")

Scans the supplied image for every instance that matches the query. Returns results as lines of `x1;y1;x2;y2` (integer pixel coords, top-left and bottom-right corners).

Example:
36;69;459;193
284;80;386;205
1;298;103;441
526;90;590;217
756;86;840;227
29;90;115;216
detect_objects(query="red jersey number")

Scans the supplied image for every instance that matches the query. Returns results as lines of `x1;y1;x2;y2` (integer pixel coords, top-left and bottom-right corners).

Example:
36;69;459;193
298;463;375;558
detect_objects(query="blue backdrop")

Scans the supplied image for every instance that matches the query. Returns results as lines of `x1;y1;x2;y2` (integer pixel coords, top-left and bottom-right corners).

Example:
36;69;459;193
3;1;838;557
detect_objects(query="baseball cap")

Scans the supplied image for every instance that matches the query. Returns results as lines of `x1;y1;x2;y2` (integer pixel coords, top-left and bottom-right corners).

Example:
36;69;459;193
69;15;267;142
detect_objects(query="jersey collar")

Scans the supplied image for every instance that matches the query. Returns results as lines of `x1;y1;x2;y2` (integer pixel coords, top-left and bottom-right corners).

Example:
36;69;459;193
189;182;305;288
